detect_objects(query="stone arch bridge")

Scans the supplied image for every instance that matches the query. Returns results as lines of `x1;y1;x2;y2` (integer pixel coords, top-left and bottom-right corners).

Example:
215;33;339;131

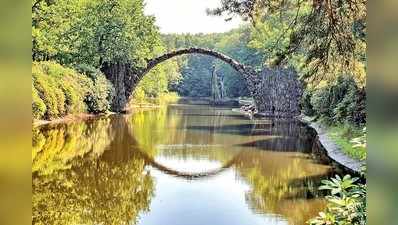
102;47;302;118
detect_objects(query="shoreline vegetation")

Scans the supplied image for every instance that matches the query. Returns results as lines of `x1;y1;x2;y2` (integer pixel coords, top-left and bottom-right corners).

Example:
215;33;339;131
300;116;365;174
301;116;366;162
33;94;180;128
32;61;180;127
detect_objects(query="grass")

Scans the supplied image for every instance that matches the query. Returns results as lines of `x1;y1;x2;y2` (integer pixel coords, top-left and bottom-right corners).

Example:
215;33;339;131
326;124;366;161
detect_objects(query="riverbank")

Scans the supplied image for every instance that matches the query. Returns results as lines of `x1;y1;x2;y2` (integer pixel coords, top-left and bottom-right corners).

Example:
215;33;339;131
33;113;104;127
233;105;365;175
32;105;163;128
33;93;180;127
299;115;365;174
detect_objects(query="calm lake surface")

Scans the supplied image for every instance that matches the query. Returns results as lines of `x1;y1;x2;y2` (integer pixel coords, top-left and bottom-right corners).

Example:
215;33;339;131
32;103;333;225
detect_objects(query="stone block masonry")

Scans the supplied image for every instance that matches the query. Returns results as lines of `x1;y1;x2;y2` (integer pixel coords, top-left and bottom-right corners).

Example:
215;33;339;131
103;47;302;118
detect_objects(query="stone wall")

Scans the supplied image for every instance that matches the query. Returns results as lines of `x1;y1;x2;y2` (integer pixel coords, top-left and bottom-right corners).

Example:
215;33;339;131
253;67;302;118
101;62;139;112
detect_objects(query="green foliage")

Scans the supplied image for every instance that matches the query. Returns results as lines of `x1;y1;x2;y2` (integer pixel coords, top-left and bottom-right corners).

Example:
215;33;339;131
131;44;181;104
208;0;366;77
350;128;367;149
310;86;332;119
74;0;161;68
74;63;115;113
326;125;367;161
306;75;367;160
32;0;163;69
328;124;367;160
32;63;67;119
162;27;258;98
33;0;179;114
32;0;82;61
308;75;366;126
214;27;261;97
300;88;315;116
139;66;169;97
86;73;115;113
309;175;366;225
162;33;220;97
32;61;114;120
179;56;214;97
32;85;47;119
132;88;147;105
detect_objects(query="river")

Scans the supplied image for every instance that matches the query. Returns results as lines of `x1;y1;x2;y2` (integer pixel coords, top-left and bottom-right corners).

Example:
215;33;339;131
32;103;334;225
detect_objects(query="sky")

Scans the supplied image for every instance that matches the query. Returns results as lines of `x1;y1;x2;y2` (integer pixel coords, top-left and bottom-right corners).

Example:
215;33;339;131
144;0;244;34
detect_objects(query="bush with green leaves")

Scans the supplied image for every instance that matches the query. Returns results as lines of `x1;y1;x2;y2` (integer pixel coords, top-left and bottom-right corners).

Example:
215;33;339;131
309;174;366;225
32;63;68;119
85;73;115;113
75;63;115;113
307;75;366;125
301;88;315;116
32;85;47;119
32;61;114;120
310;86;332;119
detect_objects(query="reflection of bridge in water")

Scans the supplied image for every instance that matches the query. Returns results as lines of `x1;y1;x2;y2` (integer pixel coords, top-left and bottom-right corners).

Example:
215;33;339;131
121;115;323;181
134;147;244;180
108;114;245;180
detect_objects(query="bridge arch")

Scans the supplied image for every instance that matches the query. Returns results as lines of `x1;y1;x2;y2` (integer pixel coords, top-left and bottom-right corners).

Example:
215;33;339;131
137;47;255;80
102;47;301;118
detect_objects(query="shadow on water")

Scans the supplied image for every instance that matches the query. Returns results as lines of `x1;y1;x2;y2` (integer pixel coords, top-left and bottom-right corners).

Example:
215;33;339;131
173;113;248;119
32;104;335;225
186;123;273;136
236;137;312;153
185;119;314;137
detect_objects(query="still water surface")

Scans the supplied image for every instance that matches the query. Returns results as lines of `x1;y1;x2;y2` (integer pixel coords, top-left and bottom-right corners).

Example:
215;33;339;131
32;104;333;225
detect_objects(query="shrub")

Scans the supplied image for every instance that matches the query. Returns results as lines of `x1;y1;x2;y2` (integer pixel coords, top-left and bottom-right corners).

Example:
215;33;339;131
330;75;359;123
301;88;315;116
353;88;366;125
308;75;365;126
311;86;332;117
74;63;99;79
61;79;86;114
85;72;115;113
32;61;114;120
75;63;115;113
32;64;66;119
32;85;47;119
309;175;366;225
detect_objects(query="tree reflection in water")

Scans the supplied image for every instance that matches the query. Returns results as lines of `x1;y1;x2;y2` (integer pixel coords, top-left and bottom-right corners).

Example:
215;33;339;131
32;116;155;225
233;150;331;225
32;105;334;225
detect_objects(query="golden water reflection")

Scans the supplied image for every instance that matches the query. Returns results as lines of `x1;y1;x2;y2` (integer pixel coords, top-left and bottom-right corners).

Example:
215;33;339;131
32;104;332;225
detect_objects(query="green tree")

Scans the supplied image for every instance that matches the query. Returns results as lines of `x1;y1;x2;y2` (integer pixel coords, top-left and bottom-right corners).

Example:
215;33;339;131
208;0;366;77
32;0;181;112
